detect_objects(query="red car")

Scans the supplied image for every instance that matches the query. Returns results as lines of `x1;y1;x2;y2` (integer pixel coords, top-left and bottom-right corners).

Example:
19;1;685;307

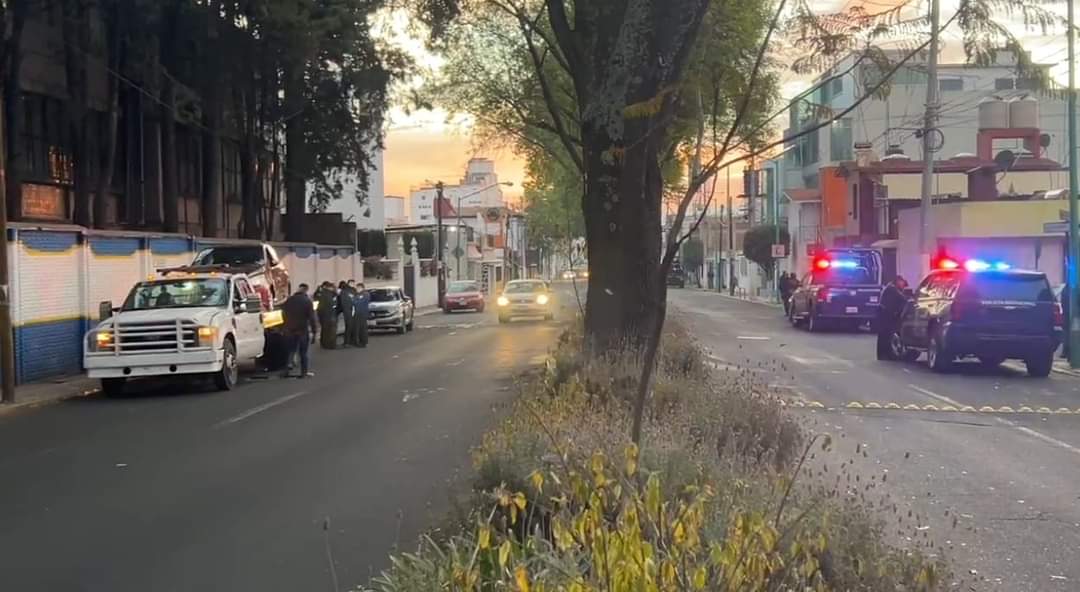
444;280;486;313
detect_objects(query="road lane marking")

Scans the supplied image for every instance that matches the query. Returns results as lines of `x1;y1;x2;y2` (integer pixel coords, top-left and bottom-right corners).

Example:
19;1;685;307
214;391;310;428
1010;424;1080;456
736;335;770;341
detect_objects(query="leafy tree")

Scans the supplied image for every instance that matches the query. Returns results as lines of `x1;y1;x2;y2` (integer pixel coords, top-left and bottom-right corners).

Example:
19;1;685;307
681;238;705;274
742;224;790;276
357;229;388;258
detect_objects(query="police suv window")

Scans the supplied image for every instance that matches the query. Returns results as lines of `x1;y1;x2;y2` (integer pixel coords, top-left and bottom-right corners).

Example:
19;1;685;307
917;276;934;299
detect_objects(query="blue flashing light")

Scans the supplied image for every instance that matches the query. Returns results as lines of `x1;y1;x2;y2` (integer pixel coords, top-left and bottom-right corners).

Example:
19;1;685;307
993;261;1011;271
831;260;858;269
964;259;990;272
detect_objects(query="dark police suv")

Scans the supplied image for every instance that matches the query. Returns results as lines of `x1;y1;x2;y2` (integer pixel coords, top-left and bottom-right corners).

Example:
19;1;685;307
886;258;1063;377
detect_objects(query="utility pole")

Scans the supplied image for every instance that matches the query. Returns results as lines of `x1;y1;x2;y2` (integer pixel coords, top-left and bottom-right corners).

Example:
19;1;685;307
1068;0;1080;367
0;93;14;403
455;195;463;280
435;182;445;308
918;0;941;276
727;168;735;295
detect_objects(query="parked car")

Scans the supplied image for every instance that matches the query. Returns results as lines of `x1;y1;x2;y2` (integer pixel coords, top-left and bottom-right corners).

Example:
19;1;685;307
367;287;415;334
667;265;686;288
888;259;1062;376
191;243;289;309
444;280;485;313
788;248;883;332
84;270;266;396
497;279;554;323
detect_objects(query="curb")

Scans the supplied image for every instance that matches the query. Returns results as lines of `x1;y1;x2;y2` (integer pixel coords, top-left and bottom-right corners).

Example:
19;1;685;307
0;385;99;417
691;288;783;309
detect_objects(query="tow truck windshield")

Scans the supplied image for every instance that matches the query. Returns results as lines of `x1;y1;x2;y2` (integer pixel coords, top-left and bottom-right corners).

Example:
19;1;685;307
193;246;263;266
122;278;229;311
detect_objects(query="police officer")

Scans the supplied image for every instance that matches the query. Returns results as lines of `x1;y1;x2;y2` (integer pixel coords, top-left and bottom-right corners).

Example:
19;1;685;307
315;281;338;349
337;281;356;347
352;282;370;347
876;275;910;360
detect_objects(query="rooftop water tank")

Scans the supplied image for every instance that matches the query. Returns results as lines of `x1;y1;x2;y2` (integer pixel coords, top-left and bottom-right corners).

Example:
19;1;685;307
978;97;1009;129
1009;96;1039;129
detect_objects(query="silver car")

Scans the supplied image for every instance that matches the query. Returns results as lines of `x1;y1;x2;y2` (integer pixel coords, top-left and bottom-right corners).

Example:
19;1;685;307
366;287;415;334
497;280;555;323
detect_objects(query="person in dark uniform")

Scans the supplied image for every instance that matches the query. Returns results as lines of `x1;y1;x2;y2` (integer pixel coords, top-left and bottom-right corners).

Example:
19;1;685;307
352;282;370;347
281;283;318;378
337;280;356;347
876;275;910;360
315;281;338;349
779;272;794;315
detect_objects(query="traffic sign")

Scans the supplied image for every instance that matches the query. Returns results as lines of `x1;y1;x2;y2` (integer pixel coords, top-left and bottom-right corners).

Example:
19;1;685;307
1044;221;1070;234
771;244;787;258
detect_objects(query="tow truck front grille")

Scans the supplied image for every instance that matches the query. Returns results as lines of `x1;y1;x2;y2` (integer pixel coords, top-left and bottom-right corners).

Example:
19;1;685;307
101;320;200;354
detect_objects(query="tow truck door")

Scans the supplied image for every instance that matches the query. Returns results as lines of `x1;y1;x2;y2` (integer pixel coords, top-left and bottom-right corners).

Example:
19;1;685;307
233;278;265;360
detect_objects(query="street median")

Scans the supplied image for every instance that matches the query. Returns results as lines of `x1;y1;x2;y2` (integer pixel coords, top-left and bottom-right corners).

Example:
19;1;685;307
365;317;949;590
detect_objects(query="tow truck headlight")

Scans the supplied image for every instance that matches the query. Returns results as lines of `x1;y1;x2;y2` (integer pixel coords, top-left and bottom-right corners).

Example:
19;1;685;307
196;326;217;346
536;294;549;305
92;331;113;351
497;296;509;307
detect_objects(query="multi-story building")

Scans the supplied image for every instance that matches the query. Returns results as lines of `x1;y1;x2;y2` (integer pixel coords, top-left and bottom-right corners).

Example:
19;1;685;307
321;149;386;231
384;195;407;226
772;49;1068;279
409;158;505;223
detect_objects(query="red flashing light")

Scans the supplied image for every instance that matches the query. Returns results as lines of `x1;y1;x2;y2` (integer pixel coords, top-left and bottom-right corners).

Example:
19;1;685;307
937;257;960;270
814;257;831;270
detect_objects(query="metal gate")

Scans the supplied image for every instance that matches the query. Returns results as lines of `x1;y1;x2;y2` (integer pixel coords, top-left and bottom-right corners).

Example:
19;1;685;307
403;265;415;300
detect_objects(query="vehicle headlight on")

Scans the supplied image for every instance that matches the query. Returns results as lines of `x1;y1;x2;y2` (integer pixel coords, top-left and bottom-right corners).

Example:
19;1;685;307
196;326;217;346
497;296;509;307
93;330;113;351
536;294;549;305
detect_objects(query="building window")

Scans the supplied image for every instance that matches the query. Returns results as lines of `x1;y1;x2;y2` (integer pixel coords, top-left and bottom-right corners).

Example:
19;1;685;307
21;93;72;185
829;119;852;162
850;183;859;220
994;78;1014;90
939;78;963;92
1016;78;1039;90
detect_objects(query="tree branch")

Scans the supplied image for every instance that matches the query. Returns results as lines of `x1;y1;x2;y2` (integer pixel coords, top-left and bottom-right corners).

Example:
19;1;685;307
520;17;584;173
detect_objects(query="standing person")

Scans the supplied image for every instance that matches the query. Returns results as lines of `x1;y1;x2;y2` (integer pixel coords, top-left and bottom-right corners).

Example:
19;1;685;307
281;283;318;378
337;281;356;348
779;272;794;315
315;281;338;349
352;282;370;347
876;275;910;360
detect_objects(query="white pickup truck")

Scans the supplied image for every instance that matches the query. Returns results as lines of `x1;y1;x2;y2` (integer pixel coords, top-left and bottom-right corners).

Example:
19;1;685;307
84;269;267;396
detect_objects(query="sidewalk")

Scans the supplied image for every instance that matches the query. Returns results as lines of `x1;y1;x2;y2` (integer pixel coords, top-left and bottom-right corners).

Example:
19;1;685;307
0;374;100;415
690;286;782;308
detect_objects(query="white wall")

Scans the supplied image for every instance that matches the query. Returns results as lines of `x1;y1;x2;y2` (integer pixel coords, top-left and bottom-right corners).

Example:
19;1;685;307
317;148;386;231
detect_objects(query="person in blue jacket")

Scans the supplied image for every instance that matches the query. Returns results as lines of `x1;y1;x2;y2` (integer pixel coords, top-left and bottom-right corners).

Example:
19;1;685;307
351;281;370;347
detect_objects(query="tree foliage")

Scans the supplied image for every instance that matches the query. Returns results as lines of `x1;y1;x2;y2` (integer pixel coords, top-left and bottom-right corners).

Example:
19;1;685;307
743;224;790;276
681;238;705;273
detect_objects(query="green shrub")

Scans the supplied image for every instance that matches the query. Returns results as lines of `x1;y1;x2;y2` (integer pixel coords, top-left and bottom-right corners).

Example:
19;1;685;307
367;319;950;591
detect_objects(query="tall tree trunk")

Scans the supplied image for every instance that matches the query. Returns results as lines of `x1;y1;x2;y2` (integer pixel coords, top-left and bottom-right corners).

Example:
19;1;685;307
159;0;182;233
3;0;29;222
93;0;123;228
200;0;223;237
160;76;179;232
283;63;306;241
62;0;91;227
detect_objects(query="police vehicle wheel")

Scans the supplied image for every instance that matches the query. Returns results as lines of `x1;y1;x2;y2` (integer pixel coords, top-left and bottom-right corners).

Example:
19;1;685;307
927;333;952;372
807;313;824;333
101;378;126;397
214;339;239;391
1025;354;1053;378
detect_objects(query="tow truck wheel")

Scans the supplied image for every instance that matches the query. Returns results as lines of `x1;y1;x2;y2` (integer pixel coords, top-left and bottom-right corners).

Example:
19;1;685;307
101;378;126;397
214;338;239;391
1025;353;1053;378
927;332;952;373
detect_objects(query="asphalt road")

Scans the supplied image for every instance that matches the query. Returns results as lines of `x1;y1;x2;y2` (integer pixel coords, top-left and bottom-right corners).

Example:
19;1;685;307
670;288;1080;590
0;282;585;591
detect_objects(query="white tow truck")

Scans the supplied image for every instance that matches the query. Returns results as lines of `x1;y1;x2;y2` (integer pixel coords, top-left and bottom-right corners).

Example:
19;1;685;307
83;267;268;396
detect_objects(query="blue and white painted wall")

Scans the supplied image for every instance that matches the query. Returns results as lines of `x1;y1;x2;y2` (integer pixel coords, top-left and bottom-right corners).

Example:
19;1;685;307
8;225;363;384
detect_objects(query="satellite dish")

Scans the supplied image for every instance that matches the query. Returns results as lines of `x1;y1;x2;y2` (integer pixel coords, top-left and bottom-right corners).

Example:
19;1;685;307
994;149;1016;170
